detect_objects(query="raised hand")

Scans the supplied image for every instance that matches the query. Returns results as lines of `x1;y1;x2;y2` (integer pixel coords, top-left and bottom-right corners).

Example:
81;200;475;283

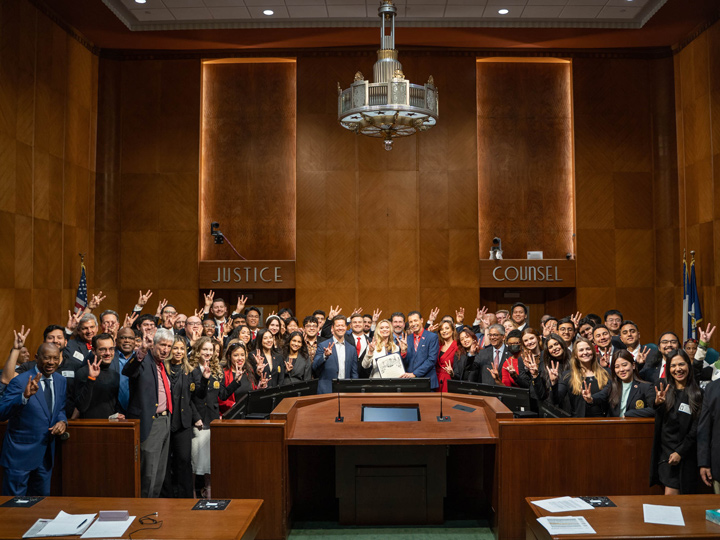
487;364;502;384
699;323;716;343
285;359;294;373
442;362;454;376
258;370;270;389
87;291;106;310
476;306;488;327
123;312;138;329
522;352;539;377
570;311;583;328
328;305;342;319
155;298;168;318
204;291;215;309
351;307;363;316
88;357;101;379
24;373;41;399
323;342;335;358
202;363;211;379
581;380;593;403
137;290;153;307
469;339;479;355
13;326;30;350
372;308;382;323
548;360;560;384
655;382;668;405
235;294;248;314
397;334;408;353
428;323;439;333
193;307;204;319
67;309;84;331
636;346;650;365
504;361;517;378
427;307;439;324
455;307;465;324
190;326;202;342
254;351;267;374
367;339;376;355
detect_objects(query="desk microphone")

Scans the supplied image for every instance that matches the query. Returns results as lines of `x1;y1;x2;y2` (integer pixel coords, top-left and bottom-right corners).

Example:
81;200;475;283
335;392;344;423
437;388;451;422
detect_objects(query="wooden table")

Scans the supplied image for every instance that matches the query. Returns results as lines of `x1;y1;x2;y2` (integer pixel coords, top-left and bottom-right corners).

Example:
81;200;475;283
526;495;720;540
0;497;262;540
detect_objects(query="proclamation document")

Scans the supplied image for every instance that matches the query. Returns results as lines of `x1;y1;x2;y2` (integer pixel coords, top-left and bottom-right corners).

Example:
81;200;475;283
376;353;406;378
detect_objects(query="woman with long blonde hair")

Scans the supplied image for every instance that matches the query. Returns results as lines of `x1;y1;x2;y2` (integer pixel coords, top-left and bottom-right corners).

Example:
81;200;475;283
362;319;401;378
550;337;609;417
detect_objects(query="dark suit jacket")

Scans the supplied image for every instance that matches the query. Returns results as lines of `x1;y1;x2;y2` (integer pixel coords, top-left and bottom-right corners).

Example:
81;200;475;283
282;353;312;384
18;351;81;417
312;338;359;394
452;353;476;382
471;346;511;385
0;369;67;471
65;338;93;365
167;365;201;432
347;331;371;378
404;330;439;389
122;351;166;443
190;367;239;428
698;379;720;479
590;380;656;418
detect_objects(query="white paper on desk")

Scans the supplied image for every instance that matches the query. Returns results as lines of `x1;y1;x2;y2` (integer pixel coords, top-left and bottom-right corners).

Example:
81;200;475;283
22;519;52;538
532;497;595;513
81;516;135;538
643;504;685;526
36;511;96;536
537;516;596;535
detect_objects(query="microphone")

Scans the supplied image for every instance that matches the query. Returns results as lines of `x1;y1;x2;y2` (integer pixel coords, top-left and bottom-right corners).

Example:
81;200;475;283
437;387;451;422
335;392;344;423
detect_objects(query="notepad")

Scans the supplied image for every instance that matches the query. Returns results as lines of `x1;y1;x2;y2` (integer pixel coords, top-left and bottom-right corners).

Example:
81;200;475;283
80;516;135;538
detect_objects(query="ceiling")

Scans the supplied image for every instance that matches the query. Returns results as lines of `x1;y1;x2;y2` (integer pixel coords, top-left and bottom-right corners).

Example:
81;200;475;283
102;0;668;30
40;0;719;50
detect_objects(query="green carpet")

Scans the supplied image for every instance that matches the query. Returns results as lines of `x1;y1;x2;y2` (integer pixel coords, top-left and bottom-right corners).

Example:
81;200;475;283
289;521;494;539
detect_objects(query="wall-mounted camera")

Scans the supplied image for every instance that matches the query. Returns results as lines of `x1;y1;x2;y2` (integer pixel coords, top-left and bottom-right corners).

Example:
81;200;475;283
490;237;503;260
211;222;224;244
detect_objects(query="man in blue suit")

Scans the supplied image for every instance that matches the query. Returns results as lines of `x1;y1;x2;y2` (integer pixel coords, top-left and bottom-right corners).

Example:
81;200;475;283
401;311;439;389
0;343;67;496
313;316;358;394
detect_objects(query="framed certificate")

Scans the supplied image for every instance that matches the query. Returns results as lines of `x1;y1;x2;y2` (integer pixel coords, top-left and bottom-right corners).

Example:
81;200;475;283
375;353;406;379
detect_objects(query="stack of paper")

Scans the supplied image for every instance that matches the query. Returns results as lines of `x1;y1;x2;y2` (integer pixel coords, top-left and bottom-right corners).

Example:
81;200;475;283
81;515;135;539
643;504;685;526
531;497;595;513
537;516;597;535
23;511;96;538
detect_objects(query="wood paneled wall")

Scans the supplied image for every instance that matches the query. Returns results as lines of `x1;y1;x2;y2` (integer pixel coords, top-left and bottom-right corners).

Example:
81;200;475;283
675;19;720;337
573;56;678;340
295;54;479;320
200;60;296;262
94;58;201;318
477;60;574;260
0;0;98;353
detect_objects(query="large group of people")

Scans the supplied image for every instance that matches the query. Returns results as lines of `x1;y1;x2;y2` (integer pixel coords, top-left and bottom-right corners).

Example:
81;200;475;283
1;290;720;499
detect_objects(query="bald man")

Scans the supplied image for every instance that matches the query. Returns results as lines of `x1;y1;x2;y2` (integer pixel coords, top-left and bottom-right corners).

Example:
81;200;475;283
0;343;67;495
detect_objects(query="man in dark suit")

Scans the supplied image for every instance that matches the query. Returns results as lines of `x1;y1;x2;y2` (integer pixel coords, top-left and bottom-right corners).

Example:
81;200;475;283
348;313;371;378
65;313;98;365
313;316;358;394
123;328;175;497
471;324;510;385
401;311;439;389
640;331;680;384
619;320;659;369
699;378;720;493
0;343;67;496
593;324;625;368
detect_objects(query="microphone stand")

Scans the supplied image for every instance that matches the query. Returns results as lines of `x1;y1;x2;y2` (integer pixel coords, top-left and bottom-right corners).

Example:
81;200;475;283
335;392;344;422
437;386;451;422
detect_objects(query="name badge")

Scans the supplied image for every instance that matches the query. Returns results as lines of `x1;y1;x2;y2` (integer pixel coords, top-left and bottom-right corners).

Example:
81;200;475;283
61;371;75;378
73;350;84;361
679;403;692;414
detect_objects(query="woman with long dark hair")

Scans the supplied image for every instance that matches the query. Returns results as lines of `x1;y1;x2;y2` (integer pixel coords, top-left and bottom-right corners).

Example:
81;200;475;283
452;327;480;382
436;320;458;392
218;342;255;414
650;349;703;495
251;329;285;388
281;331;312;384
582;349;655;417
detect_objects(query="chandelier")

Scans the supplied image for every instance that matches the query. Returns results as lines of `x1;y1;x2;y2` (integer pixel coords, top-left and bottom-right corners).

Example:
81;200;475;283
337;0;439;151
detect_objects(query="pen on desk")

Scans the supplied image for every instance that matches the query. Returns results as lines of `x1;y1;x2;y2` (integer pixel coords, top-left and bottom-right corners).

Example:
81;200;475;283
77;519;88;528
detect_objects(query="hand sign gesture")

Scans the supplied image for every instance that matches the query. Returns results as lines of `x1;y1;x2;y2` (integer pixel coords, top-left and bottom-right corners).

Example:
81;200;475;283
635;346;650;365
67;309;84;331
193;307;204;319
204;291;215;309
258;370;270;389
372;309;382;323
487;364;502;385
123;312;138;329
581;380;593;403
88;357;101;379
428;323;439;333
88;291;106;310
323;342;335;358
397;334;408;353
476;306;488;328
202;363;212;379
455;307;465;324
442;362;454;376
548;360;560;384
570;311;583;328
24;373;41;399
13;326;30;350
469;339;479;355
235;294;248;314
254;351;267;374
367;339;376;355
352;307;363;316
155;298;168;318
137;290;153;307
522;352;539;377
428;307;439;324
655;382;668;405
699;323;716;343
167;312;179;328
328;305;342;319
285;359;294;373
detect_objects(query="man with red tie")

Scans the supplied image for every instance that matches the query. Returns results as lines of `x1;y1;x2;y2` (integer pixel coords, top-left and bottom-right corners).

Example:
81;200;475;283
122;328;174;497
348;314;370;378
245;307;262;340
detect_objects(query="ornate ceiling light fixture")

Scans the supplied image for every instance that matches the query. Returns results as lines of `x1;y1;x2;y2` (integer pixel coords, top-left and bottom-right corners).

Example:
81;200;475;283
337;0;439;151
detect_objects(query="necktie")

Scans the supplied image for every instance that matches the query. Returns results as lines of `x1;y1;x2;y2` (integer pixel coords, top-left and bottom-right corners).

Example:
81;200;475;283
156;361;173;413
356;337;361;356
660;363;666;379
43;377;53;413
414;334;420;350
252;330;256;340
494;349;500;369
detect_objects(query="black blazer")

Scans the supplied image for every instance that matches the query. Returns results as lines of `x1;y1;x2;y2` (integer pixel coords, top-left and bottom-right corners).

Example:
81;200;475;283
552;369;611;417
282;353;312;385
74;363;120;419
122;351;165;443
590;380;656;418
515;358;550;403
167;365;201;431
698;379;720;480
65;338;94;365
452;353;476;382
471;347;511;385
253;351;285;388
190;367;240;428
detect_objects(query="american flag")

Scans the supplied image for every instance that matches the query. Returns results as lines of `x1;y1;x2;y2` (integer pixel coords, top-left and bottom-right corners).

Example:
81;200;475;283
74;263;88;314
